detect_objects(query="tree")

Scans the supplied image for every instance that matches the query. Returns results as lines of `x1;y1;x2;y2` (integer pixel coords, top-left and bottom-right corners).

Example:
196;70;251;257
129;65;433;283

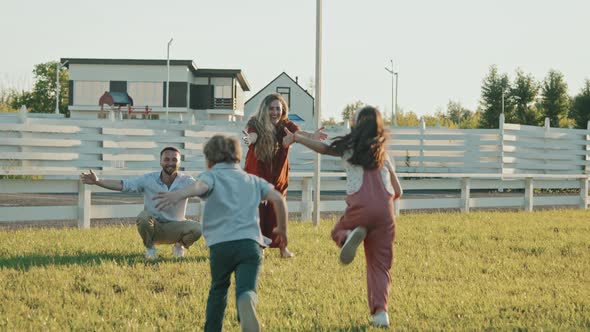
396;108;420;127
511;68;541;125
341;100;365;124
479;65;513;128
539;69;569;127
0;89;17;112
22;61;69;115
570;79;590;129
443;100;478;128
8;89;34;111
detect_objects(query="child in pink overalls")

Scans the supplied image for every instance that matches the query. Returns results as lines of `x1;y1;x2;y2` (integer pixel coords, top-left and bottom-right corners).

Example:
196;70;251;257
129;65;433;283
284;106;402;328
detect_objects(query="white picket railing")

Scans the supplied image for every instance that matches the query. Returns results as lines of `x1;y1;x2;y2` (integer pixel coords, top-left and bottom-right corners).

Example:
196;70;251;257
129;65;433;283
1;112;589;227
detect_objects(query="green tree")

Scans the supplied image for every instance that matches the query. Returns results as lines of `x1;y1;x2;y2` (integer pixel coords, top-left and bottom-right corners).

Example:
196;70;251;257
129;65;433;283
570;79;590;129
396;108;420;126
26;61;70;115
443;100;479;128
539;69;569;127
511;68;541;125
479;65;513;128
341;100;365;124
8;89;34;111
0;90;16;112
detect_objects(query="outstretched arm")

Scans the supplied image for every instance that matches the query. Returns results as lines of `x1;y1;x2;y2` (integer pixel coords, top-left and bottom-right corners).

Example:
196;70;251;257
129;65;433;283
283;127;340;156
241;129;258;146
80;169;123;191
153;180;210;210
282;127;327;147
297;127;328;140
264;189;288;247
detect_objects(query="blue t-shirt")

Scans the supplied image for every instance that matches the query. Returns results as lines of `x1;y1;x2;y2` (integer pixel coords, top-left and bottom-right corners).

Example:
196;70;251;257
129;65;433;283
197;163;274;247
122;171;195;222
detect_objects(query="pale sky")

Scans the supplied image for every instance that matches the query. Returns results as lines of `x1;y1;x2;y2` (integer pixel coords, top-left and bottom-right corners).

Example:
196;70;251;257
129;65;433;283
1;0;589;121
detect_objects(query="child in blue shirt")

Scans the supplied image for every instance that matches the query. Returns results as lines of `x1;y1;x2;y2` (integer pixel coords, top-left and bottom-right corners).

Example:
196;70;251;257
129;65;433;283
154;135;288;332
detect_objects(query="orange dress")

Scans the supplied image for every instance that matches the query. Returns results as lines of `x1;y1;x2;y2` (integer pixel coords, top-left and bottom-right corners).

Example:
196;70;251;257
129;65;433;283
244;120;300;247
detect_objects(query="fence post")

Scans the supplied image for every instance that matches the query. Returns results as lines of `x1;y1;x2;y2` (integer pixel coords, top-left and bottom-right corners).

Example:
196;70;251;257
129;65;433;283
524;177;534;212
585;121;590;175
580;177;588;209
301;177;313;221
460;177;471;212
77;182;91;228
499;113;505;175
419;118;425;171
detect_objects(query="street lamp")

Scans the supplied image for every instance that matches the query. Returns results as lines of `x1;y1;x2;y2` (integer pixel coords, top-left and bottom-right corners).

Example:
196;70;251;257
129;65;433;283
166;37;173;121
55;60;68;115
384;59;398;126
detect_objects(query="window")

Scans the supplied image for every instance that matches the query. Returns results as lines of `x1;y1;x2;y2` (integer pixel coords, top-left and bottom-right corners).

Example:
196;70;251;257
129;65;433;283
214;85;232;98
128;82;163;107
277;87;291;108
74;81;109;105
163;82;188;108
212;77;233;98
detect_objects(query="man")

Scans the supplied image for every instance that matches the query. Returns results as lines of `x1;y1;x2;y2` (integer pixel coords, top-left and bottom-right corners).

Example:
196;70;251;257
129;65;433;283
80;146;202;259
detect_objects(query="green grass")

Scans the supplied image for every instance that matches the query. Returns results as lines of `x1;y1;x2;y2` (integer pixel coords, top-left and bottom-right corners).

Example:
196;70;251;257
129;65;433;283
0;209;589;331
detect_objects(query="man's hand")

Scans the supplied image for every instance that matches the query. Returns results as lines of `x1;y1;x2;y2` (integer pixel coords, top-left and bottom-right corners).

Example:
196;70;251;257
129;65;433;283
80;169;99;185
242;130;257;146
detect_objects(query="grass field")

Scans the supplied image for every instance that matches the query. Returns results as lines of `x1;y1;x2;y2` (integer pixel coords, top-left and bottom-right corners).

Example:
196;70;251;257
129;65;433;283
0;209;589;331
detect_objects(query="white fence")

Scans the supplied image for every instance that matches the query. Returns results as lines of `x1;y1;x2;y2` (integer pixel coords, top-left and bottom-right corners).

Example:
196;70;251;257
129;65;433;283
1;112;589;227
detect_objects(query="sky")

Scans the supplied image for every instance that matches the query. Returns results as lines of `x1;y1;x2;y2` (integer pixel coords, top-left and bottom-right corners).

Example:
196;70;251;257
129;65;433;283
1;0;589;121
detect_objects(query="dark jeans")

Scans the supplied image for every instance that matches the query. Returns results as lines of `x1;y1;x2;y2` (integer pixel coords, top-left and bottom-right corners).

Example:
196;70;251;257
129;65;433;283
204;239;262;332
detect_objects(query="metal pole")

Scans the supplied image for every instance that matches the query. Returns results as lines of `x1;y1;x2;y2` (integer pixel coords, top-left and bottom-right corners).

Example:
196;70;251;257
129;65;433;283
55;62;60;114
502;90;505;115
166;38;173;121
313;0;322;225
55;60;68;115
394;71;398;125
390;59;395;126
384;60;396;126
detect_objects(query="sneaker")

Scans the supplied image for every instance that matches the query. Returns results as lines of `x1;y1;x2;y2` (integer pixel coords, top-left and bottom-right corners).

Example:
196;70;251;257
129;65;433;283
145;247;157;259
371;310;390;328
339;226;367;265
262;236;273;247
237;291;260;332
173;243;186;258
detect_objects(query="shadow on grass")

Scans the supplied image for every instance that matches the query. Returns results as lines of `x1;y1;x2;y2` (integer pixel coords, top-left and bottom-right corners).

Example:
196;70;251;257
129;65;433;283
0;252;208;270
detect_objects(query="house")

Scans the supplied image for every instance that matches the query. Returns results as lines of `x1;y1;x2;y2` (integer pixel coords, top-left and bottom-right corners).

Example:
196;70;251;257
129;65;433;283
244;72;314;129
62;58;251;121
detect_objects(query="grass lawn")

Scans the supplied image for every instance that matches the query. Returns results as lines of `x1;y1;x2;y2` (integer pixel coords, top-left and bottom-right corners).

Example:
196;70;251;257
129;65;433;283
0;209;589;331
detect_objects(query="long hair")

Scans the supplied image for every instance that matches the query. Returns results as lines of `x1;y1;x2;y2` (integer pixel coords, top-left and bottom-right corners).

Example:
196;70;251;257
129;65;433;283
330;106;387;169
246;93;289;164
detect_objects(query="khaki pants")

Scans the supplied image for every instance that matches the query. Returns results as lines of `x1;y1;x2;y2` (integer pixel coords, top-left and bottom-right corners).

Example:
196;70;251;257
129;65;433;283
136;211;202;249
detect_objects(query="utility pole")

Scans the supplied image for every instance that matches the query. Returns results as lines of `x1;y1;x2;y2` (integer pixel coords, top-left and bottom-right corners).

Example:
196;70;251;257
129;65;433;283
384;59;398;126
166;38;173;121
55;60;68;115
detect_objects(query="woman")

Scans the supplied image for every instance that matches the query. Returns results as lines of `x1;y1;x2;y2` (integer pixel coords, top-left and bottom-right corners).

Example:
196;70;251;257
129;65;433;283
242;93;326;258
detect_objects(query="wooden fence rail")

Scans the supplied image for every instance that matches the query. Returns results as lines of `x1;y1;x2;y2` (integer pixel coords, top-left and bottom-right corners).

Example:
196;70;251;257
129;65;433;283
1;112;590;227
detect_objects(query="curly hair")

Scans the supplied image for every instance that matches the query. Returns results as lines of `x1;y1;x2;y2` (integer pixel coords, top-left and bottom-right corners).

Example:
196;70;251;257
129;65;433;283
329;106;387;169
246;93;289;164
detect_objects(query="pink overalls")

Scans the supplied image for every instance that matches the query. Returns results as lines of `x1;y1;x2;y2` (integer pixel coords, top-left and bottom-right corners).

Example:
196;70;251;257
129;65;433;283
331;160;398;315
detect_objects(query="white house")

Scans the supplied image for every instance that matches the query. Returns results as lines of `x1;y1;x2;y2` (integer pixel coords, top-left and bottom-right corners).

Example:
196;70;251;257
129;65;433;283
62;58;251;121
244;72;314;129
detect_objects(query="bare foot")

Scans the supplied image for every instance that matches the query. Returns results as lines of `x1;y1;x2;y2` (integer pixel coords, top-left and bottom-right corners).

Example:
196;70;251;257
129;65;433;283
280;247;294;258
